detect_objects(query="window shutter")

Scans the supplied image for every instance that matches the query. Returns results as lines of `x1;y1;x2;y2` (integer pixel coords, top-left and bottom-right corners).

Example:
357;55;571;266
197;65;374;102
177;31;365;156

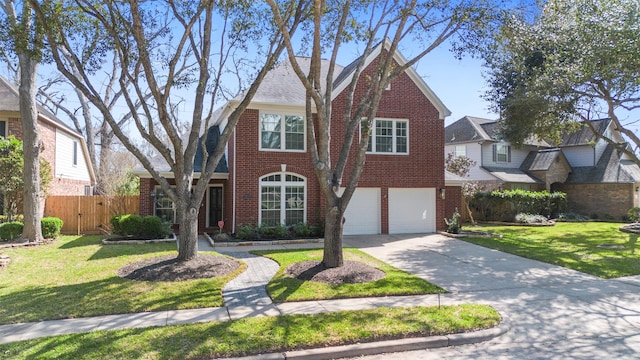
507;146;512;163
492;144;496;162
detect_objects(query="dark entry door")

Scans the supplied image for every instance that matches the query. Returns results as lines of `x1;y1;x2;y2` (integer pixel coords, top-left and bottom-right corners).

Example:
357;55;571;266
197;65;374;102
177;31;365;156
208;187;223;227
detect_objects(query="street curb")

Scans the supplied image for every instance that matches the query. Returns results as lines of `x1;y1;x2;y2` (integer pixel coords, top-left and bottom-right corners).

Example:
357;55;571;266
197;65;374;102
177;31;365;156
226;316;510;360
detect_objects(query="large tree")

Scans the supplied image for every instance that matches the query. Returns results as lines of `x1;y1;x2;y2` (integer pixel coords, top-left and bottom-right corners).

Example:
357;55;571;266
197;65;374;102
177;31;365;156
33;0;308;260
0;0;46;241
267;0;497;267
484;0;640;163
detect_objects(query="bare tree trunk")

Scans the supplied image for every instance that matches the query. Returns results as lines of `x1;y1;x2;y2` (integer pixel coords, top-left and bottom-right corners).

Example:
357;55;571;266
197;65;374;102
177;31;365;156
176;200;199;261
464;198;476;225
322;200;345;268
18;55;43;242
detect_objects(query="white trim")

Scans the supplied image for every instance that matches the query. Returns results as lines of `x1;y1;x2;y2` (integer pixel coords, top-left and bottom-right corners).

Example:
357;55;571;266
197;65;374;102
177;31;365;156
206;184;224;228
258;110;307;152
364;118;410;155
258;171;307;226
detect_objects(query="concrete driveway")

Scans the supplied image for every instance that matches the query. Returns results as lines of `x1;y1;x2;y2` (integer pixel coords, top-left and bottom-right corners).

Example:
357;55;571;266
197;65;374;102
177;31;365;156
342;234;640;359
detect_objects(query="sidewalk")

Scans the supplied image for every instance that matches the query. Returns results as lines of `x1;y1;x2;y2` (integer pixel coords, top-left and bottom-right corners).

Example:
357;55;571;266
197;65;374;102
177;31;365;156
0;235;509;357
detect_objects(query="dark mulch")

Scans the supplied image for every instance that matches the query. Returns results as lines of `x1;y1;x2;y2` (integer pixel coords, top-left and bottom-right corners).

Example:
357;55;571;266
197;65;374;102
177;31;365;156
285;260;385;286
117;254;240;282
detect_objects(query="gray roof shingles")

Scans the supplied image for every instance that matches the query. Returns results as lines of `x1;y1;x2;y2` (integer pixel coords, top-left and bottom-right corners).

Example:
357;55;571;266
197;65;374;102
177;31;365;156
520;149;562;172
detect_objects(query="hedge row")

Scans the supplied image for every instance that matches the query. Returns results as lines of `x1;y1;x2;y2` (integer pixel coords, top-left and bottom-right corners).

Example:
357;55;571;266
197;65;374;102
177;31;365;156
110;214;172;239
0;217;64;241
470;190;567;222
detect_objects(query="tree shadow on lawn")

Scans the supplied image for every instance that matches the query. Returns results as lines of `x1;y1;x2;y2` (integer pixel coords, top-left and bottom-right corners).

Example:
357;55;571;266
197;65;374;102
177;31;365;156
0;276;221;325
87;241;178;261
57;235;108;249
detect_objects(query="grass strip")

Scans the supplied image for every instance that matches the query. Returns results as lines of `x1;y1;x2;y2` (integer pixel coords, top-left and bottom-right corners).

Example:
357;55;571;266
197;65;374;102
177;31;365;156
253;248;445;302
0;304;500;359
462;222;640;278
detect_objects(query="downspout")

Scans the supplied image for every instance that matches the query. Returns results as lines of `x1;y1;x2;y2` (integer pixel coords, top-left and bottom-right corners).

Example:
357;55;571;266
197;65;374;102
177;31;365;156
232;129;237;233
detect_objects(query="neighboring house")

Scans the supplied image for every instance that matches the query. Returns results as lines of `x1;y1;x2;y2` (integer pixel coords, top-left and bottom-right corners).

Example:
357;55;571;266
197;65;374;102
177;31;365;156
136;41;459;235
0;76;96;200
445;116;640;219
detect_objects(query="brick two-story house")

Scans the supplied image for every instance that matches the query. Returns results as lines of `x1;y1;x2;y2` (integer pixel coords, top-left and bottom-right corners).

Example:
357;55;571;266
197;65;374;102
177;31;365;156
137;43;458;235
0;76;95;200
445;116;640;219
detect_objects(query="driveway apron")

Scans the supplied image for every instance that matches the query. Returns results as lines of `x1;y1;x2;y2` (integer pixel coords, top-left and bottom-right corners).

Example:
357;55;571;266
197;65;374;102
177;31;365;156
343;234;640;359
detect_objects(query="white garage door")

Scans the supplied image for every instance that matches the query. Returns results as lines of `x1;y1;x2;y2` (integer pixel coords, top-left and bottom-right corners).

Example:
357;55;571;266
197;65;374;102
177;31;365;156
388;188;436;234
342;188;381;235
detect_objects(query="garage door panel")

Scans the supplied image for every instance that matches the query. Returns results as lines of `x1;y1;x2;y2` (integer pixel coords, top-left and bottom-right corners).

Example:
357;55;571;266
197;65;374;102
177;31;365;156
343;188;380;235
389;188;435;234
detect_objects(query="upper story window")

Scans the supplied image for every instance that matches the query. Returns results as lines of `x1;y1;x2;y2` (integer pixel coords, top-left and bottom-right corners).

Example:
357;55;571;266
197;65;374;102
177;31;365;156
260;112;305;151
454;145;466;157
365;118;408;154
493;143;511;163
0;120;6;138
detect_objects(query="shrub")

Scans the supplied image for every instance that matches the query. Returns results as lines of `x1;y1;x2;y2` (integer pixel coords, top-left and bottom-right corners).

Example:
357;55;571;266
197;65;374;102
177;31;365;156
557;212;589;221
515;213;549;224
292;222;312;237
0;214;23;224
471;190;567;221
41;217;63;238
236;224;257;240
628;207;640;222
110;214;143;236
444;208;461;234
140;216;171;239
0;221;23;241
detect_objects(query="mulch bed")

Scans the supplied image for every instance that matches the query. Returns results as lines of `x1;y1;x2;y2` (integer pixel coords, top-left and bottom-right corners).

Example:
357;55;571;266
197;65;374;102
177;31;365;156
285;260;385;286
117;254;241;282
0;238;54;249
620;223;640;234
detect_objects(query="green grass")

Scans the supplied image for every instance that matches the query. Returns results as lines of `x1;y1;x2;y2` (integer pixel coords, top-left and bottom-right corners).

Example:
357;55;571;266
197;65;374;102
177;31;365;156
253;248;445;302
463;222;640;278
0;304;500;359
0;235;245;325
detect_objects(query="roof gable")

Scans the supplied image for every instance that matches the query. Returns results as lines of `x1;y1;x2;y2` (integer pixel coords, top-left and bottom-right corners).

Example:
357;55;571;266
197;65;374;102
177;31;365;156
331;39;451;119
445;116;497;144
558;119;611;147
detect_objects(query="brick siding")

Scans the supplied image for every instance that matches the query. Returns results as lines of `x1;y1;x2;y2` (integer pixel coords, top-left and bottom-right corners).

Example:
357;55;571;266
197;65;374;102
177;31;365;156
554;183;634;220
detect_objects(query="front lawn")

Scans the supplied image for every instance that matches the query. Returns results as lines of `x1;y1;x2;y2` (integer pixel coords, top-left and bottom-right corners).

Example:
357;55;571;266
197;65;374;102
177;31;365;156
0;236;244;325
463;222;640;278
0;304;500;359
254;248;445;302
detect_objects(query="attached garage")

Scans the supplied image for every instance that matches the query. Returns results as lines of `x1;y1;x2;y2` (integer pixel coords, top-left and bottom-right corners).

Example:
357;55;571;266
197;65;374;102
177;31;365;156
342;188;381;235
388;188;436;234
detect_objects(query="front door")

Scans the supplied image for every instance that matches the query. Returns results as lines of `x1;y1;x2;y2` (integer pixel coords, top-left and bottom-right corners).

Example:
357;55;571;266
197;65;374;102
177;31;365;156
208;187;223;228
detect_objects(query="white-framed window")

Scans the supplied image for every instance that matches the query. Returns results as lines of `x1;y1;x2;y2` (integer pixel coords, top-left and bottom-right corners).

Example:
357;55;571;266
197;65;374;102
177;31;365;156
259;173;306;226
0;120;6;138
154;187;176;224
259;112;305;151
493;143;511;163
454;145;466;157
365;118;409;154
72;141;78;166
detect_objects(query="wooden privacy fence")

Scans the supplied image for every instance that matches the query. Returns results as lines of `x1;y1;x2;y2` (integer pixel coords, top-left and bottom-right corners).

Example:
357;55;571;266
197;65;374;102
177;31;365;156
45;195;140;235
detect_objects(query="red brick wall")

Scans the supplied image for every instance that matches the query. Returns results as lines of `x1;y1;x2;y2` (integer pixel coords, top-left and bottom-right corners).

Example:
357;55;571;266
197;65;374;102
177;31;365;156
231;55;446;232
554;183;634;220
445;186;463;223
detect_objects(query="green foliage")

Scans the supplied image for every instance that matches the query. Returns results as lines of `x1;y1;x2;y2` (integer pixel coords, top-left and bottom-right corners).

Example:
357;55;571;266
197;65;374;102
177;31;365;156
0;136;52;221
471;190;567;221
292;222;312;237
483;0;640;158
40;217;63;238
444;208;462;234
627;207;640;223
235;223;323;240
114;170;140;196
110;214;142;237
139;216;171;239
236;224;258;240
0;221;24;241
110;214;169;239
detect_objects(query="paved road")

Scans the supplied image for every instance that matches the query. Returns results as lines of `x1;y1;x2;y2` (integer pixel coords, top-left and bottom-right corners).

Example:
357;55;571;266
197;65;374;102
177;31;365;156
340;234;640;359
